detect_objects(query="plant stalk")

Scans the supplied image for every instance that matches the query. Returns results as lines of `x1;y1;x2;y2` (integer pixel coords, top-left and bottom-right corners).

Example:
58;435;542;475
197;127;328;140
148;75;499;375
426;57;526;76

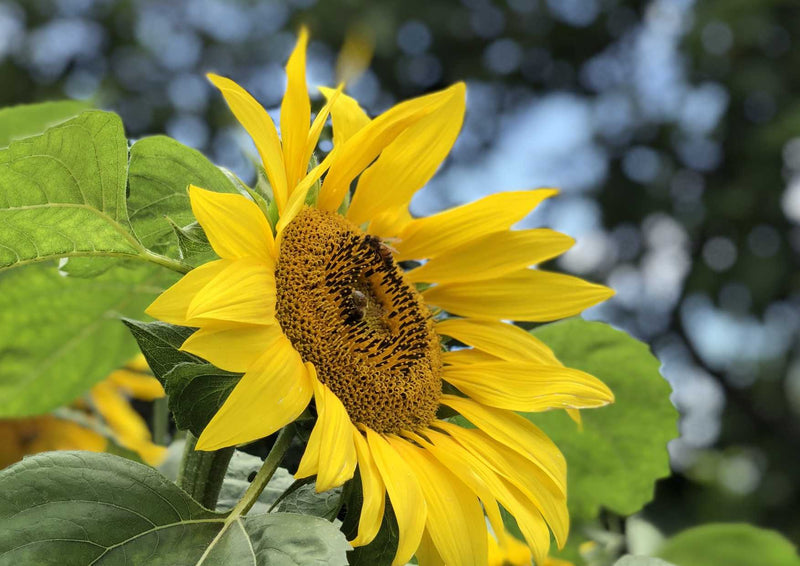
227;425;295;521
177;432;235;509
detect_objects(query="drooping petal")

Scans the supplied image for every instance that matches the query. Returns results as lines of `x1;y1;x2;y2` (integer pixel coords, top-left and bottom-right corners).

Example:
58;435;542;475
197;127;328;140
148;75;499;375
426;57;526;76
407;229;574;284
389;437;488;566
443;360;614;412
188;185;275;261
436;318;559;365
415;529;445;566
346;83;466;227
196;332;312;450
366;429;427;566
308;369;358;492
351;429;386;546
395;189;558;261
186;257;276;325
320;87;370;146
440;395;566;492
423;269;614;322
425;425;551;565
406;429;507;551
206;75;288;211
145;259;230;325
318;83;464;212
281;28;311;190
440;424;569;547
180;323;280;373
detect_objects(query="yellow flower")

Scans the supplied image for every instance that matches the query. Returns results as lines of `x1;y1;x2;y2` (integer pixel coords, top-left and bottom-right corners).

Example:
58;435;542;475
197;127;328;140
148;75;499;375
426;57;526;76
0;355;166;468
147;29;613;566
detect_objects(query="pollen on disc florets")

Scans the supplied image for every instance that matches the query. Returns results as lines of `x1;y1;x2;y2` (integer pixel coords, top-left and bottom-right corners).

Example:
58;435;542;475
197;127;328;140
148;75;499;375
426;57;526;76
275;207;442;434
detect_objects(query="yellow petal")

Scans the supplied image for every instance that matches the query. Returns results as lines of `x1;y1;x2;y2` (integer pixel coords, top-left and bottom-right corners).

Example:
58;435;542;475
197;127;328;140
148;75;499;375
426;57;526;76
433;424;552;565
301;85;342;180
443;360;614;412
180;323;279;373
188;185;275;261
395;189;558;261
423;269;614;322
126;354;150;372
281;27;311;190
441;349;502;365
275;156;333;235
366;429;427;566
346;83;466;227
415;529;445;566
436;318;559;365
335;29;373;87
91;382;150;442
407;429;507;553
145;259;230;325
320;87;370;146
309;369;358;492
408;229;574;284
186;257;276;325
196;332;311;450
318;83;464;212
441;424;569;547
351;429;386;546
440;395;566;492
107;370;165;400
206;74;288;211
390;437;488;566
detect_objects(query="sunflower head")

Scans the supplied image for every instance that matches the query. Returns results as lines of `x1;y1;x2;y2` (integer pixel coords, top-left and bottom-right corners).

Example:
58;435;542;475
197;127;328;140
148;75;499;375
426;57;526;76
147;28;614;566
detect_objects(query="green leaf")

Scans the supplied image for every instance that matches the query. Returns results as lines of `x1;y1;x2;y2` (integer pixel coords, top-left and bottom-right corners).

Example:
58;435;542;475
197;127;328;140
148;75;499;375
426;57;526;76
121;318;200;381
615;557;676;566
527;319;678;520
169;219;216;265
122;319;239;436
276;483;344;521
0;263;176;417
0;110;147;270
163;362;240;436
0;451;351;565
0;100;91;147
216;451;295;514
127;135;237;257
657;524;800;566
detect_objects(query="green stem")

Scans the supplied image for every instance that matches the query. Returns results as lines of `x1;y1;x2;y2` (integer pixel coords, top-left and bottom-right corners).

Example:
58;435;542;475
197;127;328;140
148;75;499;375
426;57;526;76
152;397;169;446
177;433;235;509
141;249;193;274
227;426;295;521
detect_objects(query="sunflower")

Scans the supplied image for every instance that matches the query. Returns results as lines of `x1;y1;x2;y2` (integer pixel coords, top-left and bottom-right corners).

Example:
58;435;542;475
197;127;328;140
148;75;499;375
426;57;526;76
146;29;613;566
0;355;166;468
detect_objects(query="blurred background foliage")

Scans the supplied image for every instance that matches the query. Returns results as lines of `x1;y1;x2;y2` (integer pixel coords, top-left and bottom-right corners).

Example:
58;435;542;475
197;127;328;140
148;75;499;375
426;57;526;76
1;0;798;550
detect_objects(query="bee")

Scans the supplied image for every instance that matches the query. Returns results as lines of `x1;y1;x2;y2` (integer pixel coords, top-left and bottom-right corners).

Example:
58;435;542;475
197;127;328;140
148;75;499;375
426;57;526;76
350;289;368;320
365;234;397;265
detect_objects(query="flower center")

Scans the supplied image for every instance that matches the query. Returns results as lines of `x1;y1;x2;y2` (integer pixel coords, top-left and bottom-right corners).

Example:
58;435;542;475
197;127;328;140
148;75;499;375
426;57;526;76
275;207;442;434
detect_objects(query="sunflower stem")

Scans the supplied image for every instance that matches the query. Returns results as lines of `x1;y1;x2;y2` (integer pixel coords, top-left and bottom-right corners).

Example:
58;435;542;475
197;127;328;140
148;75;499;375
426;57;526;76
177;432;234;509
152;397;169;446
228;425;295;520
140;249;193;274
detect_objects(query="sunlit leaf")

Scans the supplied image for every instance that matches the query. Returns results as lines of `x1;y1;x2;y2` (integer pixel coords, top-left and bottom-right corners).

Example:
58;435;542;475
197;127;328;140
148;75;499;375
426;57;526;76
0;263;176;417
527;319;678;519
657;523;800;566
0;111;145;270
0;100;90;147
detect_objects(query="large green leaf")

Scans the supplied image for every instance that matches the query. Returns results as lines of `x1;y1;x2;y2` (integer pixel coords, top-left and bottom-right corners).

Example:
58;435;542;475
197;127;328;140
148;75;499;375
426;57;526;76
528;319;678;520
616;557;676;566
0;263;176;417
0;110;148;270
0;451;351;565
127;135;236;258
0;100;91;147
657;524;800;566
